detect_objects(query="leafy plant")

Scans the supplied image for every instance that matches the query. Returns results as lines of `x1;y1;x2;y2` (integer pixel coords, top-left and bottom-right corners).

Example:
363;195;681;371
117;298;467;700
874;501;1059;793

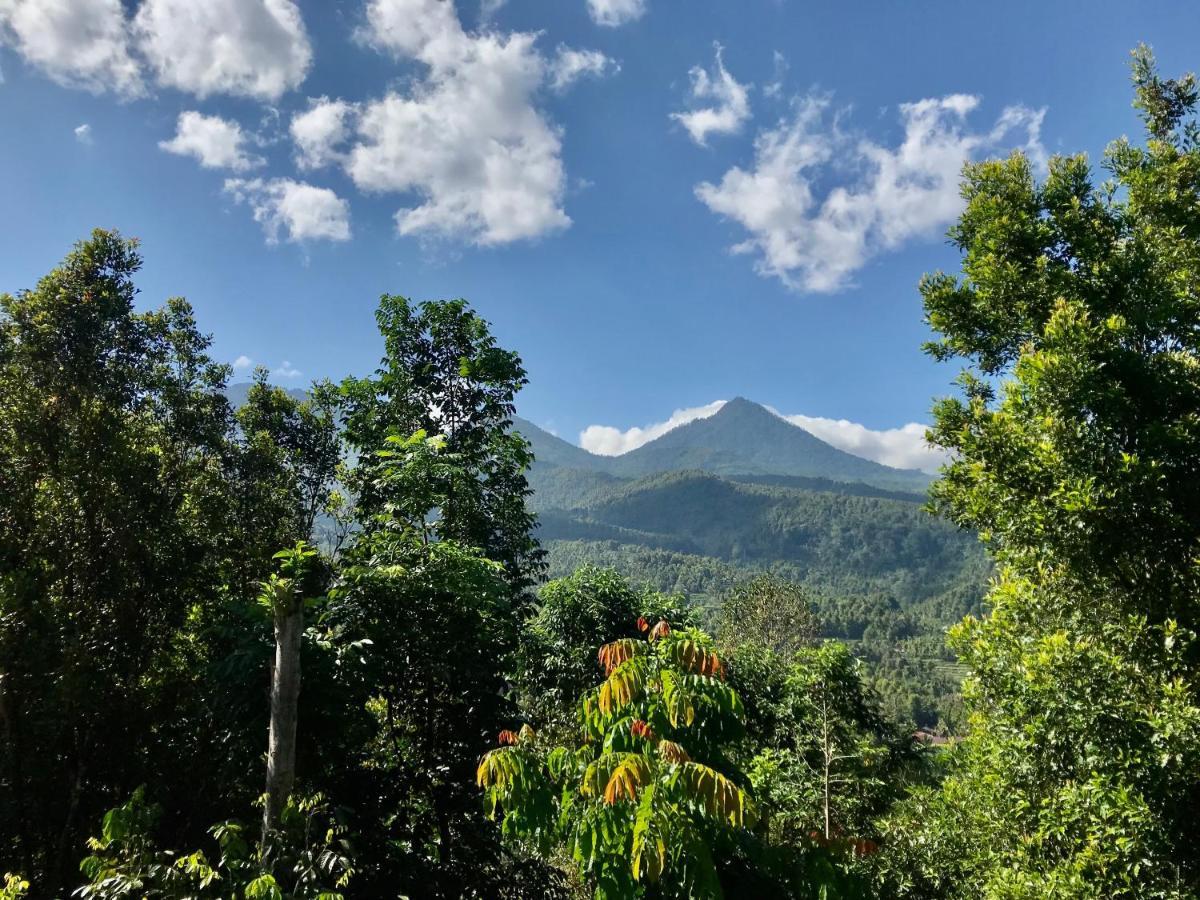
480;620;754;898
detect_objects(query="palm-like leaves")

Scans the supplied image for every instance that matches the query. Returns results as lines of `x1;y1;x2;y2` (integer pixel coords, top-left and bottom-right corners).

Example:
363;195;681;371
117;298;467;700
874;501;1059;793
480;619;755;898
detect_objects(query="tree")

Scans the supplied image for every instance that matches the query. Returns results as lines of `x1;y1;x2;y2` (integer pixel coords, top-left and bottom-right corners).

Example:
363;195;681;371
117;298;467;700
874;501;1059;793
0;231;236;891
516;566;697;733
879;48;1200;897
479;619;754;899
717;575;820;658
260;543;320;838
339;295;543;595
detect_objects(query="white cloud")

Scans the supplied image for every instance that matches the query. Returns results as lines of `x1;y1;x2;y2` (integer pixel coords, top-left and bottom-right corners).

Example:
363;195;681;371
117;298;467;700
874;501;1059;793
160;111;263;171
133;0;311;101
580;401;726;455
233;354;254;370
272;360;302;379
224;177;352;245
346;0;576;245
480;0;506;21
74;122;92;144
0;0;142;96
771;410;948;473
671;44;750;146
549;45;617;93
586;0;645;27
695;92;1046;293
290;97;356;170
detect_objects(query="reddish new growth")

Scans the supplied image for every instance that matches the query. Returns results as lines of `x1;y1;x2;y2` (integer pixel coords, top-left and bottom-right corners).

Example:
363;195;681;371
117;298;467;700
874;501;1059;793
630;719;656;741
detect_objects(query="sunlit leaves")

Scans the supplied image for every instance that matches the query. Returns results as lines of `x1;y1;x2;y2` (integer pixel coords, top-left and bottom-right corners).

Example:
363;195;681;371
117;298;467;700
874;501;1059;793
481;618;754;898
671;762;755;828
597;656;647;715
597;638;641;675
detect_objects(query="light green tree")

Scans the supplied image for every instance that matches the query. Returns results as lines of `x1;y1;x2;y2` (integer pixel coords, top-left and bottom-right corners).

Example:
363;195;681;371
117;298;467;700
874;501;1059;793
877;48;1200;898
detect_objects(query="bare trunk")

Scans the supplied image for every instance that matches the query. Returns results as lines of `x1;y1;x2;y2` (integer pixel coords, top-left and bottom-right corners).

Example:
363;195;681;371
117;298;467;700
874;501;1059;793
263;601;302;838
821;699;831;841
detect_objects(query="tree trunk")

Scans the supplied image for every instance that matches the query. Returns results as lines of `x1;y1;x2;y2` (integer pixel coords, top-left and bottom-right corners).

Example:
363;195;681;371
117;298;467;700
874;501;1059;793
821;699;832;841
263;597;302;838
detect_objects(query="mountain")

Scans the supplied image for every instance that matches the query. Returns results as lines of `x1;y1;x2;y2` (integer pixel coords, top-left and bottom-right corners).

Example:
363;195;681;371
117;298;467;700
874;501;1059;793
608;398;930;491
515;397;931;495
512;416;607;471
514;399;982;730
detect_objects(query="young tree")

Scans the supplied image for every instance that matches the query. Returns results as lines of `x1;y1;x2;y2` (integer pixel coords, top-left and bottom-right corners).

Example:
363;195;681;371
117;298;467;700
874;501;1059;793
716;575;821;658
880;48;1200;897
480;620;754;899
516;566;697;733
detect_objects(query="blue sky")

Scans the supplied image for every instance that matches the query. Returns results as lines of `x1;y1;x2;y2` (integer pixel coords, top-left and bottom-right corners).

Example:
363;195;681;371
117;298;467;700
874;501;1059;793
1;0;1197;470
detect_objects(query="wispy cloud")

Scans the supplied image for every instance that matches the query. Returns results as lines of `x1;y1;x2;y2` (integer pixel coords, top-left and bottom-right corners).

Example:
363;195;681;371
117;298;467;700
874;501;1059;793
671;44;751;146
694;92;1046;292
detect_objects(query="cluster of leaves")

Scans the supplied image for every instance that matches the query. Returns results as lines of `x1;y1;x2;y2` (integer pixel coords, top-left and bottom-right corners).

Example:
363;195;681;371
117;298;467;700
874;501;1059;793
481;620;754;898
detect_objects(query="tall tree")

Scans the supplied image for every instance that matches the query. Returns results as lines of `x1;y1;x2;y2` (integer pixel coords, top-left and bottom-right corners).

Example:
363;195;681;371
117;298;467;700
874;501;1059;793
879;49;1200;897
339;295;543;595
0;231;234;891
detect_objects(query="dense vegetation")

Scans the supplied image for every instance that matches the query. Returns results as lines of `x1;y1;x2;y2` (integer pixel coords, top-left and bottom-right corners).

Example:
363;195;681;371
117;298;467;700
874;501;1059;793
2;47;1199;900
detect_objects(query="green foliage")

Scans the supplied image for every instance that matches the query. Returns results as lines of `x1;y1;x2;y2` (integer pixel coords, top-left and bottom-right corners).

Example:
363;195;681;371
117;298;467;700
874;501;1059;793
880;49;1200;898
339;294;543;594
516;566;698;733
76;787;353;899
717;575;820;657
480;622;754;898
0;230;245;890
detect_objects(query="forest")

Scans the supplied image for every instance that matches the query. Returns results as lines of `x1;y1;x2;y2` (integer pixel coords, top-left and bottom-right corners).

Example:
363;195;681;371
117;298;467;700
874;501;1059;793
2;48;1200;899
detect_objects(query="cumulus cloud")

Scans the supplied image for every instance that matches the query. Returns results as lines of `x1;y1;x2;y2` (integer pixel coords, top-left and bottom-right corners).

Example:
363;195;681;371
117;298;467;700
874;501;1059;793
0;0;311;100
233;355;254;370
586;0;645;27
549;45;617;93
579;401;726;455
224;177;352;245
671;44;750;146
324;0;595;246
0;0;142;96
272;360;302;379
694;92;1046;292
290;97;356;170
74;122;92;144
771;410;948;473
160;111;263;171
133;0;311;101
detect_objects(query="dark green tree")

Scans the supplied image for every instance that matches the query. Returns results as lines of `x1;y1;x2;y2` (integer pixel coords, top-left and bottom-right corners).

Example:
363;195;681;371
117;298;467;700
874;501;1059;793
0;231;235;891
